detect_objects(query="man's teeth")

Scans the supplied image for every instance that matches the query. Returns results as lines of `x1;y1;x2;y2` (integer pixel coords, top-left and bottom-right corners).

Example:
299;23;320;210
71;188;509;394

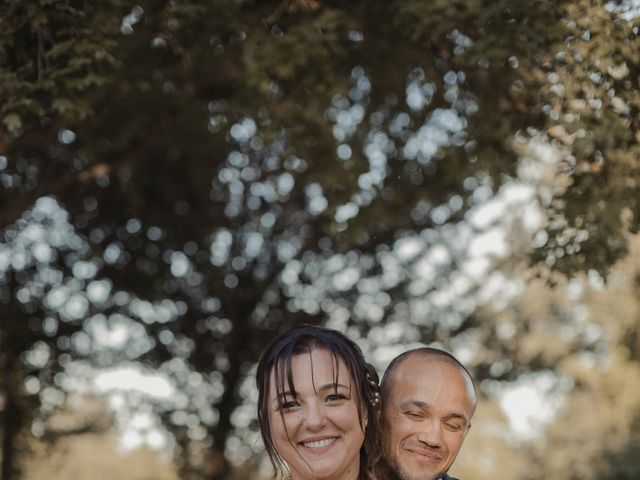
302;438;335;448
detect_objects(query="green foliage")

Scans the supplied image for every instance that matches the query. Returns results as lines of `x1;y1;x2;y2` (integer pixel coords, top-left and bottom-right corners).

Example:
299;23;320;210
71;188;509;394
1;0;639;478
532;0;640;274
0;0;123;128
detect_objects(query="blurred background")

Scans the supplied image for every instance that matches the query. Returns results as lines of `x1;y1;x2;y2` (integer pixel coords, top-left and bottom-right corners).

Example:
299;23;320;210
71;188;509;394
1;0;640;479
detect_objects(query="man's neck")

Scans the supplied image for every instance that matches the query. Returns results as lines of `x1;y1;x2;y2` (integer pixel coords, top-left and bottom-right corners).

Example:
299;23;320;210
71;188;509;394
378;464;454;480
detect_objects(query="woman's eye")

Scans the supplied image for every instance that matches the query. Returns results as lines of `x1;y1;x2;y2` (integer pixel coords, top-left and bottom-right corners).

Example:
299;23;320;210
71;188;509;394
280;400;300;411
405;411;423;419
325;393;347;403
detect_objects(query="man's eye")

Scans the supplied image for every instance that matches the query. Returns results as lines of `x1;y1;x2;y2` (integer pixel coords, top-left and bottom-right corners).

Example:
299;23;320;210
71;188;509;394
405;411;423;419
445;423;464;431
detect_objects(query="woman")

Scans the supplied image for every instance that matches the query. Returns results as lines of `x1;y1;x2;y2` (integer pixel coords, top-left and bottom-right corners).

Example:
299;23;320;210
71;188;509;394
256;324;381;480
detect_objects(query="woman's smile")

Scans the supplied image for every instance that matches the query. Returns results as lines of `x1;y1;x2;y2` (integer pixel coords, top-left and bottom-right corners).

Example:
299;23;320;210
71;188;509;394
299;436;338;450
268;348;365;480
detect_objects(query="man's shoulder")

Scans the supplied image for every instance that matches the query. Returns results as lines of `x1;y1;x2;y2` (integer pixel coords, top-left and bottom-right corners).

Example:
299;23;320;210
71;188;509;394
442;475;461;480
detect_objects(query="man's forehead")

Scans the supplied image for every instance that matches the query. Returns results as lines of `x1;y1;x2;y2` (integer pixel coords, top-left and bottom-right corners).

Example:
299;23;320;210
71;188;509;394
389;356;473;404
394;354;450;377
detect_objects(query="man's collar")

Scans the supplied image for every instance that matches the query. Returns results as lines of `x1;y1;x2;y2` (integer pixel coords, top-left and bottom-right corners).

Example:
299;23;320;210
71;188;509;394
381;468;459;480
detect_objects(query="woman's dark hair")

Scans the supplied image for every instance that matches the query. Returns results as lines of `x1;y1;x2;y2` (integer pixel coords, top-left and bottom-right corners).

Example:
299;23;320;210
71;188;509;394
256;324;381;480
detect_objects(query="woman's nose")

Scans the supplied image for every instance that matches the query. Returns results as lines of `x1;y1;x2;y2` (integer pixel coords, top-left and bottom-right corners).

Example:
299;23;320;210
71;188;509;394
303;403;327;430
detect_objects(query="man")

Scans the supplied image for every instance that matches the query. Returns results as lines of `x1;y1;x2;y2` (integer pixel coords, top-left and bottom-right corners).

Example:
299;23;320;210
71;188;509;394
379;348;477;480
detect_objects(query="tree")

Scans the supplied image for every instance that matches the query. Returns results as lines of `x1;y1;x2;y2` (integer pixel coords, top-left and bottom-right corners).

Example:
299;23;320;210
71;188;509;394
0;199;114;480
531;0;640;274
1;0;639;478
524;235;640;480
23;395;178;480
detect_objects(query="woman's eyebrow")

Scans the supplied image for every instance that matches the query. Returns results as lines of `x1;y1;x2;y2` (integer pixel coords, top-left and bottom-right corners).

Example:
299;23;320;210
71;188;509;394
272;390;296;402
272;383;350;402
317;383;350;392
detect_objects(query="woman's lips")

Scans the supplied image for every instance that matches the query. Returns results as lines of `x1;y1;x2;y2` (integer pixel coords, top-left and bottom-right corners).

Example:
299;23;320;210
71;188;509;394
299;436;338;452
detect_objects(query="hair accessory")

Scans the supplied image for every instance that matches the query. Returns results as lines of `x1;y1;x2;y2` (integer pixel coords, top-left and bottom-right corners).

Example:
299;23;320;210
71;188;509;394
365;363;381;407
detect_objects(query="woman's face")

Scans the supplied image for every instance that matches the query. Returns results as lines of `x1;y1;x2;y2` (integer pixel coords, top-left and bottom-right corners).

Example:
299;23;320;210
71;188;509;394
268;348;365;480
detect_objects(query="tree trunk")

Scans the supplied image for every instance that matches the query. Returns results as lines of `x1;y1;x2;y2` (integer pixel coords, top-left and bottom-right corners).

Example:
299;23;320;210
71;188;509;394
1;389;18;480
205;329;245;480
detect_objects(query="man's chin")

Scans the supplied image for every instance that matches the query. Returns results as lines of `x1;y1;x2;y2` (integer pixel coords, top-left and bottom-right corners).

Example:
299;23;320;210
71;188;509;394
392;461;445;480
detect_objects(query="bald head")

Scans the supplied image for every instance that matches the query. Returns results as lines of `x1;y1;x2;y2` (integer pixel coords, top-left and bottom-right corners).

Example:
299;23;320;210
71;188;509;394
379;348;477;480
380;348;477;415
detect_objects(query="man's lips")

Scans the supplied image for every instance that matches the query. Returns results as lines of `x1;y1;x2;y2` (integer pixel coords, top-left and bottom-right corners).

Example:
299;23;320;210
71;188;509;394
404;446;445;463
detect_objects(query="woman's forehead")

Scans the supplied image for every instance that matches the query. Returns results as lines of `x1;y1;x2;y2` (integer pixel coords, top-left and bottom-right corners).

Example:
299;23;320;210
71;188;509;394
268;348;352;391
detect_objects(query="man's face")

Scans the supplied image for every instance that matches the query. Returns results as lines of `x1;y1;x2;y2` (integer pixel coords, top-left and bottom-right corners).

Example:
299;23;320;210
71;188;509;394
382;357;475;480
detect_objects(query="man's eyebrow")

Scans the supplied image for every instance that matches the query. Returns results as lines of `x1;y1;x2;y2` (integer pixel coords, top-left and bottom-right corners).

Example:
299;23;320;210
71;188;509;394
398;399;429;409
397;401;470;422
444;412;470;424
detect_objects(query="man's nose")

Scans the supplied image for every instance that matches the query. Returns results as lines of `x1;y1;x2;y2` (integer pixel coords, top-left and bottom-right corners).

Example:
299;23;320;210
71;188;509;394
416;420;443;448
303;403;327;430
